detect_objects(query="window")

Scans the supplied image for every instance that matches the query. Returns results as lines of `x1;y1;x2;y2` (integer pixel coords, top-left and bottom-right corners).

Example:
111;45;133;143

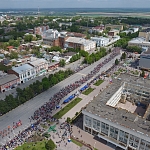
119;130;128;144
101;122;109;136
109;126;118;140
129;134;140;148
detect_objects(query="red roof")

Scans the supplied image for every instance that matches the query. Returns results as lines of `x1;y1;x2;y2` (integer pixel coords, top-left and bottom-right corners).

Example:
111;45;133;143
7;46;14;49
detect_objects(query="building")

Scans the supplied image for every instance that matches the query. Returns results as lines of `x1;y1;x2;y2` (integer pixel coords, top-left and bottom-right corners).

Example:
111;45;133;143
48;62;59;71
59;22;72;27
89;25;105;34
122;28;139;35
105;24;123;31
108;29;120;36
139;48;150;70
43;29;60;46
91;37;109;47
82;73;150;150
8;64;35;83
34;26;49;37
28;58;48;76
128;37;150;49
139;28;150;42
65;37;96;51
0;74;20;92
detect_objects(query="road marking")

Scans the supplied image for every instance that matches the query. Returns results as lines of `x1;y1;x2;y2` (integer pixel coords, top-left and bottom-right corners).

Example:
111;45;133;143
76;73;86;76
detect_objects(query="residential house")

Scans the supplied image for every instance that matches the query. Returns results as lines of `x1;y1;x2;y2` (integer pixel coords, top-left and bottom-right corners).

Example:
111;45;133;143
89;25;105;34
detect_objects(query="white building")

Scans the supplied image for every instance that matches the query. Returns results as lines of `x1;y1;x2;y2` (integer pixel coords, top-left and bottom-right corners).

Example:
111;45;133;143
82;74;150;150
128;37;150;49
91;37;109;47
11;64;36;83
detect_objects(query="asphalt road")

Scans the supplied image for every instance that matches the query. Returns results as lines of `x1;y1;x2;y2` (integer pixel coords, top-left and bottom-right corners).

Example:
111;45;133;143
0;52;121;145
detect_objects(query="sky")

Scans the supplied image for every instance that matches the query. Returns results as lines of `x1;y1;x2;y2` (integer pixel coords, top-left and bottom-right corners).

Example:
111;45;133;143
0;0;150;8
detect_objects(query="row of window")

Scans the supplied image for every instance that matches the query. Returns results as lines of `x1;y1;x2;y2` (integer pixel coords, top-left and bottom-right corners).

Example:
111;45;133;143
84;115;150;150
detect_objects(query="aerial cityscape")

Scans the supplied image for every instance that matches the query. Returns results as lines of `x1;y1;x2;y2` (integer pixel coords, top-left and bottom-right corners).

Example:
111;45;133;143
1;1;150;150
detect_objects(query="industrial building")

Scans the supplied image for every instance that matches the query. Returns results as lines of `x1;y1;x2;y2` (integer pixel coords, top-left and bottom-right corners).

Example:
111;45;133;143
82;74;150;150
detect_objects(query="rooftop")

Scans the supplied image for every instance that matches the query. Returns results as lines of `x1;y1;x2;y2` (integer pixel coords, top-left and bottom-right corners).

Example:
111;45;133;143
28;59;47;67
128;37;150;44
66;37;95;46
0;74;19;85
84;73;150;136
141;28;150;32
12;64;34;74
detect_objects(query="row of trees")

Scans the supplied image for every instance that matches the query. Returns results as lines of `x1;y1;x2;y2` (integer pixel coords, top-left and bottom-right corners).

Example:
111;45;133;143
70;54;81;63
0;69;73;115
83;48;107;64
126;46;142;54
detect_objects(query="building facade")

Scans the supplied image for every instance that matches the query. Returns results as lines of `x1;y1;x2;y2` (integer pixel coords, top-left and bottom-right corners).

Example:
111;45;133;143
91;37;109;47
65;37;96;51
8;64;36;83
0;74;20;92
82;74;150;150
28;59;48;76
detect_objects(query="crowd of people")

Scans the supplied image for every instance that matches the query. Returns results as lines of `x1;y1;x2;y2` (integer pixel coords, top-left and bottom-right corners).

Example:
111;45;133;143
1;48;120;150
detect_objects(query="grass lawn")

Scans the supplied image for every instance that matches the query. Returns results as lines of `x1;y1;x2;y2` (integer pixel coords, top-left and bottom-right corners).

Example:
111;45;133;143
15;140;47;150
71;138;83;147
94;79;104;86
53;98;82;119
82;88;94;95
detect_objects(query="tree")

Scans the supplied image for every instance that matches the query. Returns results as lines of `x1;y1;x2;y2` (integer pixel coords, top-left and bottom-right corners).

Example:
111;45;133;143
121;52;126;60
10;51;18;59
59;59;66;67
24;34;33;42
115;59;119;65
66;117;71;123
45;139;55;150
140;70;145;77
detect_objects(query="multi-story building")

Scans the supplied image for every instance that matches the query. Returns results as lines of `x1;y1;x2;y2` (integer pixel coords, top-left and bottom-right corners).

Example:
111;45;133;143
82;74;150;150
8;64;35;83
91;37;109;47
34;26;49;37
43;29;60;46
139;28;150;42
108;29;120;36
28;58;48;76
105;24;123;31
65;37;96;51
0;74;20;92
139;48;150;70
128;37;150;49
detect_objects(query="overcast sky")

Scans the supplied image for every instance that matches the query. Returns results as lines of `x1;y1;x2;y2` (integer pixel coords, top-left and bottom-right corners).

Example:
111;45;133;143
0;0;150;8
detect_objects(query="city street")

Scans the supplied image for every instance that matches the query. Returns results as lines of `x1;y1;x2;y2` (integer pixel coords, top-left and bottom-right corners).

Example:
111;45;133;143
0;52;121;145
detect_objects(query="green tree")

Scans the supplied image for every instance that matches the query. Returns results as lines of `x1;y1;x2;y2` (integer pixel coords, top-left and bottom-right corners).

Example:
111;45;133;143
140;70;145;77
24;34;33;42
59;59;66;67
121;52;126;60
66;117;71;123
45;139;55;150
115;59;119;65
10;51;18;59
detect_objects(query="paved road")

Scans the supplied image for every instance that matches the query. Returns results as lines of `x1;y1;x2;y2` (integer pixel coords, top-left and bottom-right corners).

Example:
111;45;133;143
0;52;121;145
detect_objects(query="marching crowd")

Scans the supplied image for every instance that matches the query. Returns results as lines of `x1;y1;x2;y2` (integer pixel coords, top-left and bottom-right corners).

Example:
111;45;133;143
1;48;120;150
